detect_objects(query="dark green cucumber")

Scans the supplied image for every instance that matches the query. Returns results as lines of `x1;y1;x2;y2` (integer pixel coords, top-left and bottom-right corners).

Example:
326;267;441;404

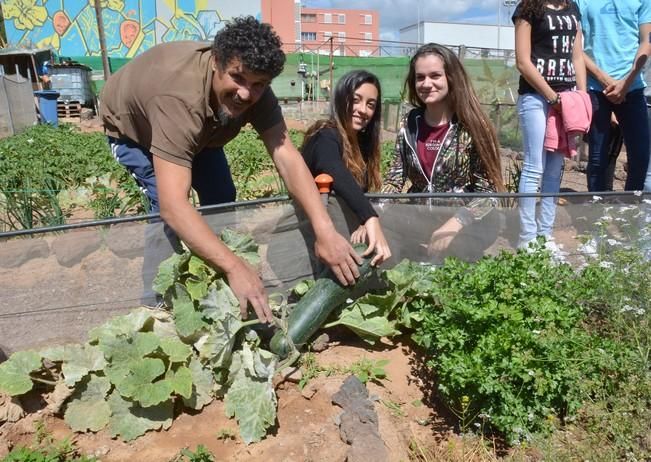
270;250;374;359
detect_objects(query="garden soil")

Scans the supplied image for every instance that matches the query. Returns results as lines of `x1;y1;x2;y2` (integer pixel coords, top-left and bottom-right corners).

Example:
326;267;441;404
1;338;454;461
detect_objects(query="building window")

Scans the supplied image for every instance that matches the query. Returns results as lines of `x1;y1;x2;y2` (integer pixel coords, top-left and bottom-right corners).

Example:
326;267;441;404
359;50;371;57
338;31;346;42
323;31;332;40
363;14;372;25
338;14;346;24
323;13;332;24
301;32;317;41
301;13;317;23
363;32;372;42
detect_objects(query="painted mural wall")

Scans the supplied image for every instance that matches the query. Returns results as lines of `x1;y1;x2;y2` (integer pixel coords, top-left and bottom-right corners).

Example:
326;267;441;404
2;0;262;57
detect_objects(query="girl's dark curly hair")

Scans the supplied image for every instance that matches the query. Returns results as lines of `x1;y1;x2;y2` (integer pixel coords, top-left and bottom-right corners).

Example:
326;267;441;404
212;16;285;78
517;0;570;20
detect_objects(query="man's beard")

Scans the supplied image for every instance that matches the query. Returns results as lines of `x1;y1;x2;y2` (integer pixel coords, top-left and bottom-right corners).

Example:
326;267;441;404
216;107;233;126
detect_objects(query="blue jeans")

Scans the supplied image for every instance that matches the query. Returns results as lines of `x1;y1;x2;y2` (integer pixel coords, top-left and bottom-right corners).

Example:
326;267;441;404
108;136;236;212
517;93;565;245
588;89;650;191
644;100;651;192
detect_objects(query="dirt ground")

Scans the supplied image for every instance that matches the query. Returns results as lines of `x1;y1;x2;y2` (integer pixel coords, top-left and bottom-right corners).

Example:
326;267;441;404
0;335;461;462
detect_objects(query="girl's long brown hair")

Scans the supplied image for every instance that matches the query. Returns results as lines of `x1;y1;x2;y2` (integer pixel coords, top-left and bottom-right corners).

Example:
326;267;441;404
405;43;506;192
302;70;382;191
516;0;570;20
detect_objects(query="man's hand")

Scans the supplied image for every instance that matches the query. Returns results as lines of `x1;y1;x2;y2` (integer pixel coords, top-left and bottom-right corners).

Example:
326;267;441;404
428;217;463;256
315;229;362;285
604;79;628;104
224;258;273;323
350;225;367;245
359;217;392;266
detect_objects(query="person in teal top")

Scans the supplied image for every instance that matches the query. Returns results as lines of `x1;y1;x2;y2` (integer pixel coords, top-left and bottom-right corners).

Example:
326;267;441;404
576;0;651;191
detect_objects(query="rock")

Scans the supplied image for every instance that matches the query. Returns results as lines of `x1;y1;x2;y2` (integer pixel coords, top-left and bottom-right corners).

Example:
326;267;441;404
92;446;111;457
52;231;102;267
332;376;388;462
301;382;318;400
310;333;330;352
104;223;146;259
0;238;50;268
275;366;303;385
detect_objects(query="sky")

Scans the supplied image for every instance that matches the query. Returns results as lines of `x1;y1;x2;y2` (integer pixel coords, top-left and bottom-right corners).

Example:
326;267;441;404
303;0;519;41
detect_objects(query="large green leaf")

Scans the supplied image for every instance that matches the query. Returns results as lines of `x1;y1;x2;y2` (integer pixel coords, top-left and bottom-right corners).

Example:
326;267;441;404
153;251;190;296
99;331;160;363
0;351;42;396
56;345;107;386
182;357;215;410
224;367;277;444
185;277;209;301
224;345;277;444
221;229;260;266
188;255;215;280
116;358;173;408
88;308;154;344
172;284;208;338
107;391;173;441
166;365;193;399
64;375;111;432
159;337;192;363
200;280;240;322
333;302;400;343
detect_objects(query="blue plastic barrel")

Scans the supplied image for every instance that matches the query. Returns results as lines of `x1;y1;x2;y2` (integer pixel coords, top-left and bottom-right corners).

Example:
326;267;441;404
34;90;60;126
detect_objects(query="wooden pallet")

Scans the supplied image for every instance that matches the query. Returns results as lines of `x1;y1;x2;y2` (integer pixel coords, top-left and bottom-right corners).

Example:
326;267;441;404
57;101;82;118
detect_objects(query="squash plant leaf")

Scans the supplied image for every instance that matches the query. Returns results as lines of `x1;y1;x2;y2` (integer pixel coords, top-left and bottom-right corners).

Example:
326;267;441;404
0;351;42;396
99;331;160;363
160;337;192;363
221;229;260;267
172;283;208;338
153;251;190;296
224;347;277;444
88;308;154;344
330;302;400;343
188;255;215;280
115;358;173;408
182;357;215;410
107;391;173;441
185;277;209;301
166;365;193;399
64;375;111;432
200;280;240;322
59;344;107;386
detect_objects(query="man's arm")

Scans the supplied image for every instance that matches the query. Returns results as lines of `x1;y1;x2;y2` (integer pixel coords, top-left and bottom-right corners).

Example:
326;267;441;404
152;155;273;323
603;23;651;103
259;120;362;285
582;52;614;88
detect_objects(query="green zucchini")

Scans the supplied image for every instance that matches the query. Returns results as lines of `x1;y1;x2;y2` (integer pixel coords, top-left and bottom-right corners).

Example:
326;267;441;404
269;249;375;359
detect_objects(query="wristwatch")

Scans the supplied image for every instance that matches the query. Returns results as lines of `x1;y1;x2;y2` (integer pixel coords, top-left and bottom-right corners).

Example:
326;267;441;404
546;93;560;105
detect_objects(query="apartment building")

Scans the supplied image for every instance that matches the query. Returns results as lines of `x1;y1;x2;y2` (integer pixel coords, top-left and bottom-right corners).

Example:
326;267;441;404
262;0;380;56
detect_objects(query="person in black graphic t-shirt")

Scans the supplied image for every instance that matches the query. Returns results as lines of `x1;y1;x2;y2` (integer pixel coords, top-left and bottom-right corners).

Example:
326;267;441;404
513;0;586;251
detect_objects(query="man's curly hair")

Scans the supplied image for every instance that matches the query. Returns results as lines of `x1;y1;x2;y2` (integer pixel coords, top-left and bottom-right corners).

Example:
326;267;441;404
212;16;285;78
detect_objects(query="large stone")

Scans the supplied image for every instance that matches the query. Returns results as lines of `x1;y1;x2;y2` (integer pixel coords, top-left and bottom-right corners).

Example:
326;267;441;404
0;238;50;268
332;376;388;462
52;231;102;267
104;223;146;259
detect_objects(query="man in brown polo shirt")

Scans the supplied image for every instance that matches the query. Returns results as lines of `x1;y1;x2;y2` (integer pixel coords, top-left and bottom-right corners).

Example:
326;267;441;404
100;16;362;323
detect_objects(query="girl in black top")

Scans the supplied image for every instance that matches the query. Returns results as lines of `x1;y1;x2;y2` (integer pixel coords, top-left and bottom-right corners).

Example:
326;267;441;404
301;70;391;266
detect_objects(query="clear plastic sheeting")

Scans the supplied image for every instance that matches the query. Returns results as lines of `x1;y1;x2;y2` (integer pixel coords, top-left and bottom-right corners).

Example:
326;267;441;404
1;193;650;353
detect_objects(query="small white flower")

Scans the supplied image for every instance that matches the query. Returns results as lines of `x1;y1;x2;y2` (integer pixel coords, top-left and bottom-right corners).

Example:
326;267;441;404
532;330;541;335
634;190;643;196
346;298;353;304
478;413;491;420
599;215;613;222
592;195;603;202
528;370;535;376
599;261;614;269
474;422;481;428
606;239;620;246
27;138;34;144
528;413;534;421
621;305;635;313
